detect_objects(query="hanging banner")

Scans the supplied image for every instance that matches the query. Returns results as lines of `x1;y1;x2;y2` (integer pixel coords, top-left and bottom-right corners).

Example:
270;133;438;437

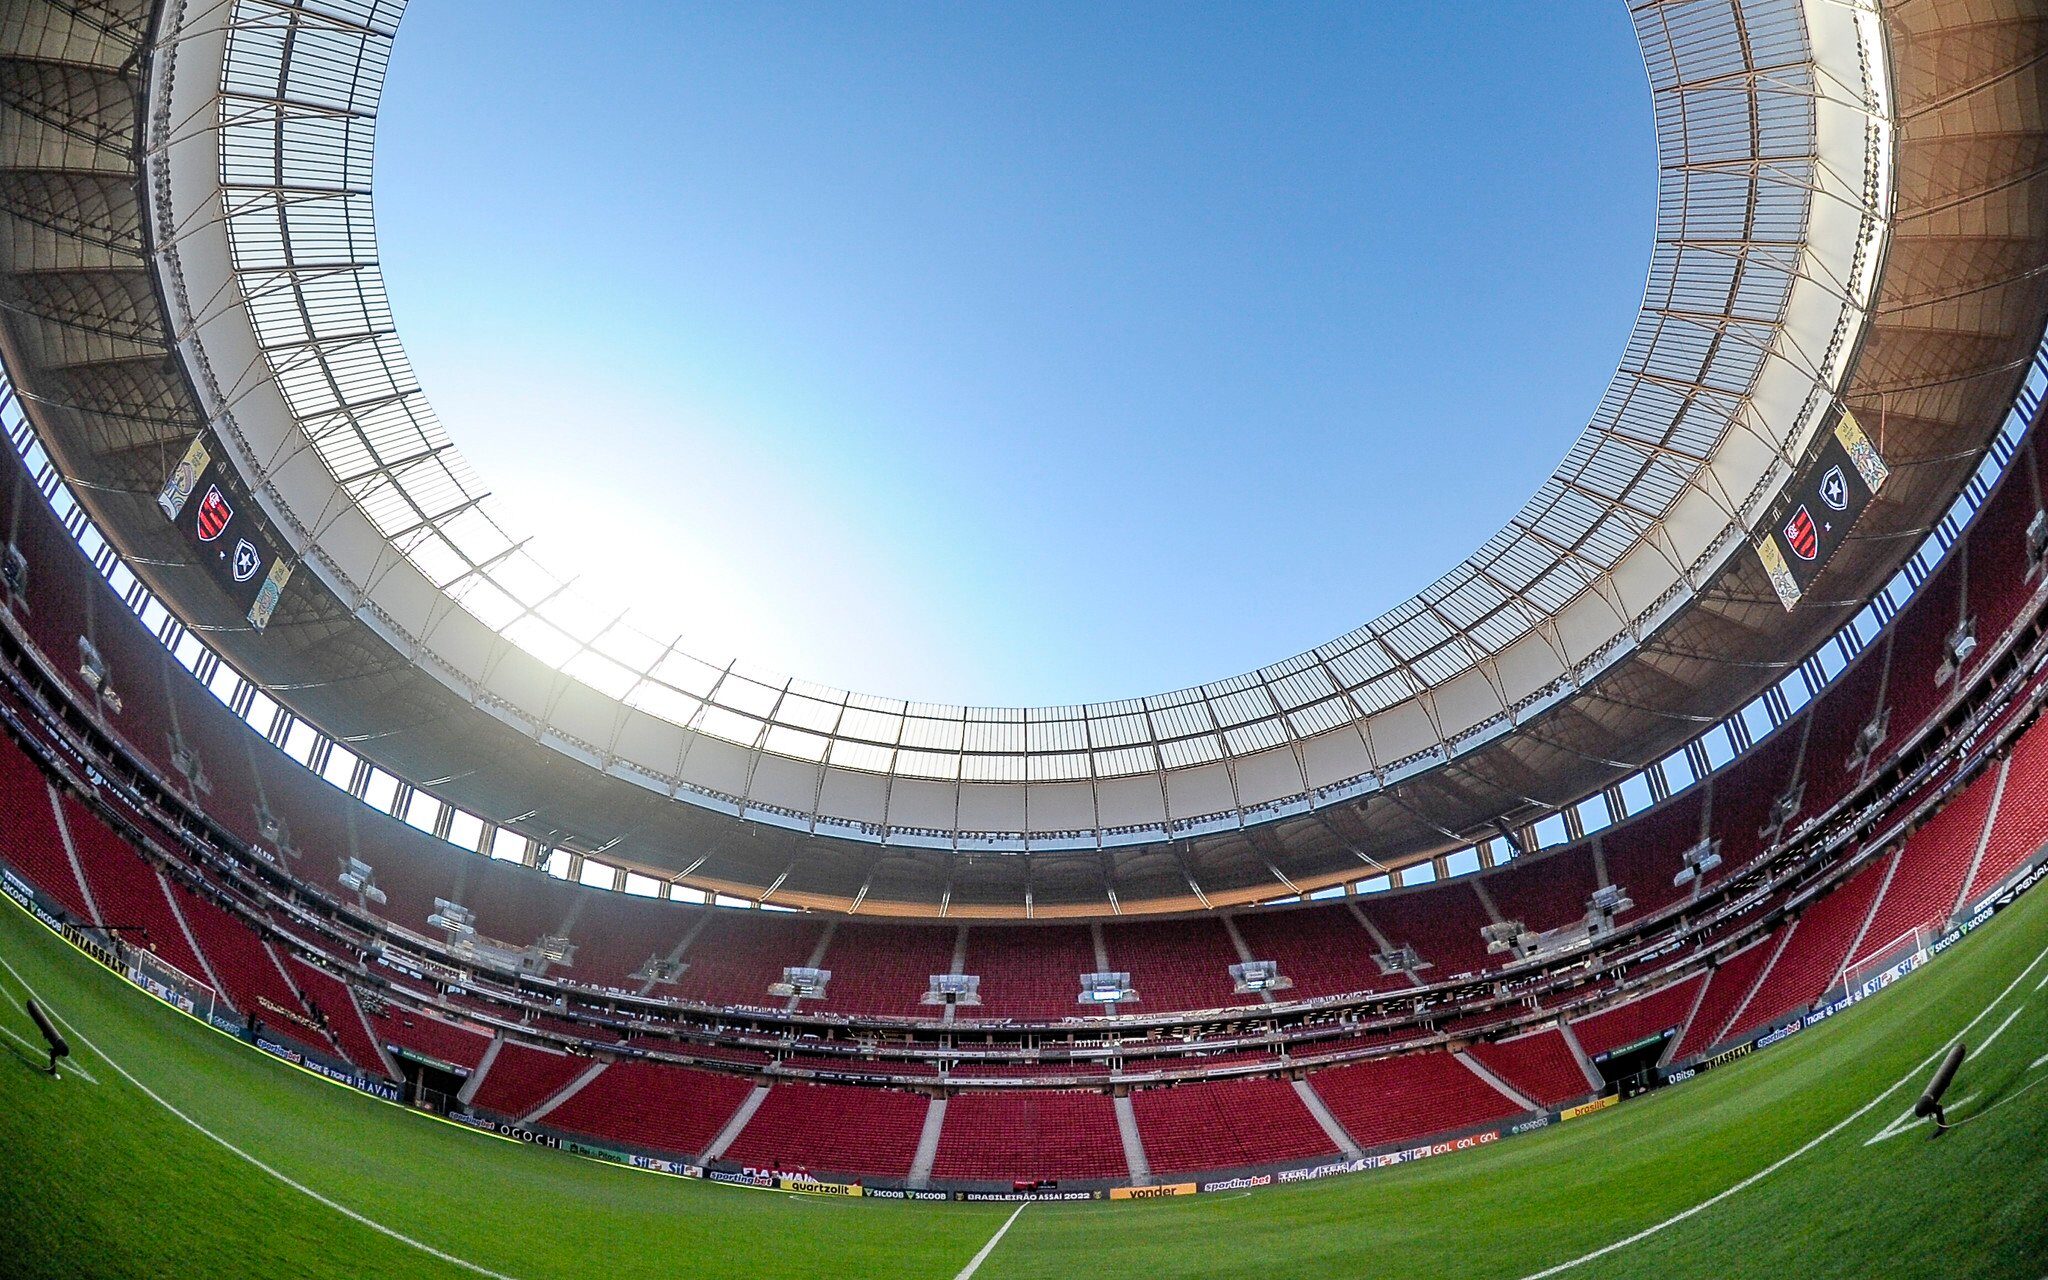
1755;410;1890;610
159;436;293;630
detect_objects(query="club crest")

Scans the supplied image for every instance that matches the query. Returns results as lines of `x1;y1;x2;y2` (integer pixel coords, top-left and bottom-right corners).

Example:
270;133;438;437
196;486;232;543
1784;506;1819;561
1818;465;1848;512
232;539;261;583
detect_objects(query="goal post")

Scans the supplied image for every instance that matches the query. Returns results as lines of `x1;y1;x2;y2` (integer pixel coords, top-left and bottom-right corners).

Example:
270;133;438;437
121;941;222;1030
1836;925;1931;1003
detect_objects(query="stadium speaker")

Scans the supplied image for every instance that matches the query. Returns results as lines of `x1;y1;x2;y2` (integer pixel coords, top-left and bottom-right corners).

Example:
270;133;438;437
25;998;69;1076
1913;1041;1966;1131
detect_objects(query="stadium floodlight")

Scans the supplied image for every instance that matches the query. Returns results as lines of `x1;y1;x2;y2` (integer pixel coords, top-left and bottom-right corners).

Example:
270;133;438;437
768;966;831;999
535;934;575;965
1675;838;1723;888
1481;920;1532;956
2029;510;2048;574
0;543;25;595
1373;944;1430;976
337;857;387;905
1850;711;1889;770
427;899;475;937
1230;959;1292;994
1078;971;1136;1005
923;974;981;1006
75;636;106;692
630;956;684;985
1937;618;1978;686
1588;884;1633;917
1773;786;1803;824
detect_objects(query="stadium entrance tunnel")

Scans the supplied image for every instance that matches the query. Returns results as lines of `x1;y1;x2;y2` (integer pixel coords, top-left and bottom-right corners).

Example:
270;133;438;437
388;1045;467;1115
1593;1029;1675;1100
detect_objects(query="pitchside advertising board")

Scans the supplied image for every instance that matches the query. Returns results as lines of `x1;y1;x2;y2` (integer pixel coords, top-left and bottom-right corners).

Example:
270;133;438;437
157;435;294;631
1755;411;1890;610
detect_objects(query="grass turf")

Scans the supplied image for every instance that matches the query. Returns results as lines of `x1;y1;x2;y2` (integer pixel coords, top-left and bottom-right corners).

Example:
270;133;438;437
1;883;2045;1279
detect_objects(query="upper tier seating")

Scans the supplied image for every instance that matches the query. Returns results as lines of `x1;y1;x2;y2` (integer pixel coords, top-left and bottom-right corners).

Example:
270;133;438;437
1360;885;1495;979
810;923;961;1016
1228;904;1389;999
1481;846;1601;938
1103;917;1250;1013
957;925;1100;1022
1596;790;1705;920
671;912;825;1008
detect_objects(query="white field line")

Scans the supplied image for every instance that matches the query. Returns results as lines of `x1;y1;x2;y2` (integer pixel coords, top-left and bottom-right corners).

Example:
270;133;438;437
0;954;523;1280
1516;940;2048;1280
2031;1052;2048;1072
953;1201;1030;1280
1974;1006;2025;1059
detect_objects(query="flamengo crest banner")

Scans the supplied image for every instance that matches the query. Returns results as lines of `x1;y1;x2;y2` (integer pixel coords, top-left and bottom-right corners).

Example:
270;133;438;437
1754;410;1890;610
157;434;294;631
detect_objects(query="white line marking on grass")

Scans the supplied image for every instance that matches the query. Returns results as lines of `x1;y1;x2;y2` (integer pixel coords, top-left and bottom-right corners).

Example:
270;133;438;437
0;1021;97;1083
1975;1005;2024;1058
0;955;524;1280
1517;940;2048;1279
953;1200;1029;1280
2031;1052;2048;1072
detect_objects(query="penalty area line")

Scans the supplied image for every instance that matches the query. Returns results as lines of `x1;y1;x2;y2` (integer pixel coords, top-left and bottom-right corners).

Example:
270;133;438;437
0;953;524;1280
954;1200;1030;1280
1515;938;2048;1280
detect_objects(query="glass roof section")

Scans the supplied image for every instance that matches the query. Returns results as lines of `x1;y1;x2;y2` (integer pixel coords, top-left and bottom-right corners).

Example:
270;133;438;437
147;0;1894;841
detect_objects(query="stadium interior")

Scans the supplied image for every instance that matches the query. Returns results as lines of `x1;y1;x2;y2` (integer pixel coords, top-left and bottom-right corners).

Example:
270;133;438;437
2;0;2048;1277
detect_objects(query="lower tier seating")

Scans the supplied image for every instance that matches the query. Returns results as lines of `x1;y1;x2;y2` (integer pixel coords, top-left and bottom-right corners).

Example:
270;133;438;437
469;1040;593;1119
1466;1028;1594;1107
543;1060;754;1157
1308;1052;1521;1152
931;1091;1128;1183
724;1081;929;1178
1132;1075;1338;1174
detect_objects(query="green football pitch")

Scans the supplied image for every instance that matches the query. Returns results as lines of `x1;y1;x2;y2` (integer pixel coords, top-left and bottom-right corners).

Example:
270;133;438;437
2;885;2045;1280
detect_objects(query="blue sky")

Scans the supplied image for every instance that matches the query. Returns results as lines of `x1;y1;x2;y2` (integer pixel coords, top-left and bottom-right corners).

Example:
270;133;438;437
376;2;1652;708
